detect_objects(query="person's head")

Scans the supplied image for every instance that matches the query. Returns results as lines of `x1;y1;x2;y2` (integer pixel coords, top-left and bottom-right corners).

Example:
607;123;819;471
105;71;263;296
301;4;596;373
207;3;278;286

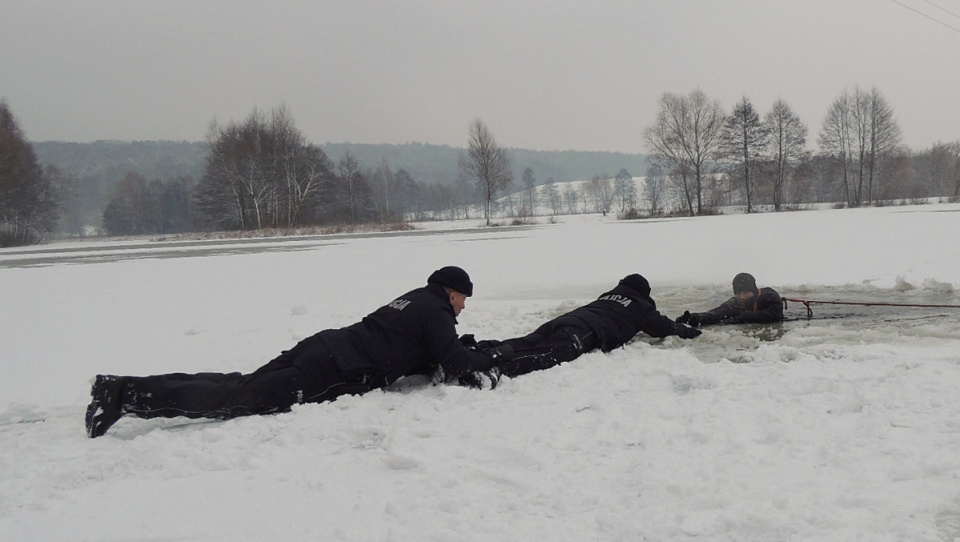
732;272;758;306
428;266;473;316
619;273;655;307
619;273;651;299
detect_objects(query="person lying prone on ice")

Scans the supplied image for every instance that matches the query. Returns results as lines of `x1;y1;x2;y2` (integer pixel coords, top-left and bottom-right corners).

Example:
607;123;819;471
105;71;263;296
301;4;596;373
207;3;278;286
85;266;514;438
449;274;701;388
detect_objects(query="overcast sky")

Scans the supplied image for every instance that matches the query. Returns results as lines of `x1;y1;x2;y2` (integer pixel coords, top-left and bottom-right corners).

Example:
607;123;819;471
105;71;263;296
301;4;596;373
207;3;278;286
2;0;958;154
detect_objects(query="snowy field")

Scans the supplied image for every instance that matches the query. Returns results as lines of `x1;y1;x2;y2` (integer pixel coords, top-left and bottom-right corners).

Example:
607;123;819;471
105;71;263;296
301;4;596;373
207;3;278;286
2;203;960;541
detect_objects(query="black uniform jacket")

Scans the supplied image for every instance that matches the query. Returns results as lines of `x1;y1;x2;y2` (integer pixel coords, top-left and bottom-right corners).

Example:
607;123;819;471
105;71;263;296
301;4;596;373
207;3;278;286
694;287;784;326
317;283;495;386
545;282;680;352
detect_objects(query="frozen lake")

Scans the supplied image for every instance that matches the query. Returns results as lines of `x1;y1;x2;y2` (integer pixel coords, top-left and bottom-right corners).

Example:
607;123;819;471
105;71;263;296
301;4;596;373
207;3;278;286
2;206;960;541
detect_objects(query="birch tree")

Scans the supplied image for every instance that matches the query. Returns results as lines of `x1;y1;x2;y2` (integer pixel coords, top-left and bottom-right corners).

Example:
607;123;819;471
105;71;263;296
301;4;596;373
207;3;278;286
271;106;332;227
459;119;512;225
197;106;333;230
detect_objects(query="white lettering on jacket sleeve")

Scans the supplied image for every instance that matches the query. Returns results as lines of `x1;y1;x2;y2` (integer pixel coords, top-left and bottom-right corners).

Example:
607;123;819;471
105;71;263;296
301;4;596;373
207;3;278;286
387;298;412;311
598;294;632;308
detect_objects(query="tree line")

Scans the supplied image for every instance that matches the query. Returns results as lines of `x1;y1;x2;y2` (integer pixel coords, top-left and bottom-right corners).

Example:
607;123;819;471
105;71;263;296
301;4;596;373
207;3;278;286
641;86;959;216
2;90;959;246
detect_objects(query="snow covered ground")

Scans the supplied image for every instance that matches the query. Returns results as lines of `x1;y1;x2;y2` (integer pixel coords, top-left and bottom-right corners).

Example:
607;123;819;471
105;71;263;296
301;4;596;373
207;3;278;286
2;203;960;541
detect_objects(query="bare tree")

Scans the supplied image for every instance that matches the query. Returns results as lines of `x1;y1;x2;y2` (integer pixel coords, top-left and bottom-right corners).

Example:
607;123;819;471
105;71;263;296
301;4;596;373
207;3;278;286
202;110;271;229
613;168;637;214
562;183;579;214
543;177;562;215
643;89;725;215
197;106;333;230
393;169;419;220
371;158;396;222
865;87;901;204
765;99;807;211
850;88;872;206
819;87;901;207
579;184;591;214
916;141;960;199
271;106;331;227
458;119;513;225
944;142;960;198
504;190;519;219
588;175;615;215
876;149;913;201
955;152;960;199
721;97;767;213
818;92;854;206
100;172;191;235
452;176;475;220
644;164;666;215
522;167;537;217
335;151;371;223
101;172;150;235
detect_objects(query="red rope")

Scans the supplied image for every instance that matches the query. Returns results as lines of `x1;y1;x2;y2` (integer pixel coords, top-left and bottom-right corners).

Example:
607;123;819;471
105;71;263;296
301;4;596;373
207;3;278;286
782;297;960;318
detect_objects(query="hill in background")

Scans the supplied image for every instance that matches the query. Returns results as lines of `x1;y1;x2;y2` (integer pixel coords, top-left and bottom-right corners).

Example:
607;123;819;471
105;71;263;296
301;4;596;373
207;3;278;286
33;140;649;232
35;140;650;188
321;142;650;186
34;140;208;181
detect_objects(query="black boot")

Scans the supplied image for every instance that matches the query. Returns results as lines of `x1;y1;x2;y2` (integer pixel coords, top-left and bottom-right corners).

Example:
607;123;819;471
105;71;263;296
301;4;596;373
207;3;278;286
85;374;126;438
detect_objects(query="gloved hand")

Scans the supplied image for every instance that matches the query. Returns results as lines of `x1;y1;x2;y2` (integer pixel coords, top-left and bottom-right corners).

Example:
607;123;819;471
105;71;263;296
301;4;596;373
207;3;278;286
430;365;448;386
676;311;701;328
459;334;478;349
482;343;515;362
457;366;502;390
673;323;702;339
475;339;503;350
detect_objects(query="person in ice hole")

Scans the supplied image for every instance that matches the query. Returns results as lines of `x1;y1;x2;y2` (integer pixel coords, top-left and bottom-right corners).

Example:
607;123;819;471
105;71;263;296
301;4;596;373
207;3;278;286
676;272;784;328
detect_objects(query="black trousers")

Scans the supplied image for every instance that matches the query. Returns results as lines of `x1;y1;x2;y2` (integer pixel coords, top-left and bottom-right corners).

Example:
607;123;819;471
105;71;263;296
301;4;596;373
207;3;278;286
122;334;374;421
498;324;598;377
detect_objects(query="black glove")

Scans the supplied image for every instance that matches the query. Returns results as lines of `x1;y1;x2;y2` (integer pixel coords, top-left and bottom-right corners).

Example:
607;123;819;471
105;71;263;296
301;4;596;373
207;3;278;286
673;322;702;339
482;343;515;362
475;339;503;350
459;334;478;349
457;366;501;390
676;311;701;328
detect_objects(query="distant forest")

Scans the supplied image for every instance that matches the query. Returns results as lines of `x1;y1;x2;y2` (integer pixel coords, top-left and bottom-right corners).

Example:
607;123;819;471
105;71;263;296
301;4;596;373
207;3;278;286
33;140;649;234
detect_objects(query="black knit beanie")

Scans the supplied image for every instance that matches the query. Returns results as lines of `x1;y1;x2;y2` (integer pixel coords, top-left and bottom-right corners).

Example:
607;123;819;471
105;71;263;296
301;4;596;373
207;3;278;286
428;266;473;297
732;272;758;294
619;274;651;299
